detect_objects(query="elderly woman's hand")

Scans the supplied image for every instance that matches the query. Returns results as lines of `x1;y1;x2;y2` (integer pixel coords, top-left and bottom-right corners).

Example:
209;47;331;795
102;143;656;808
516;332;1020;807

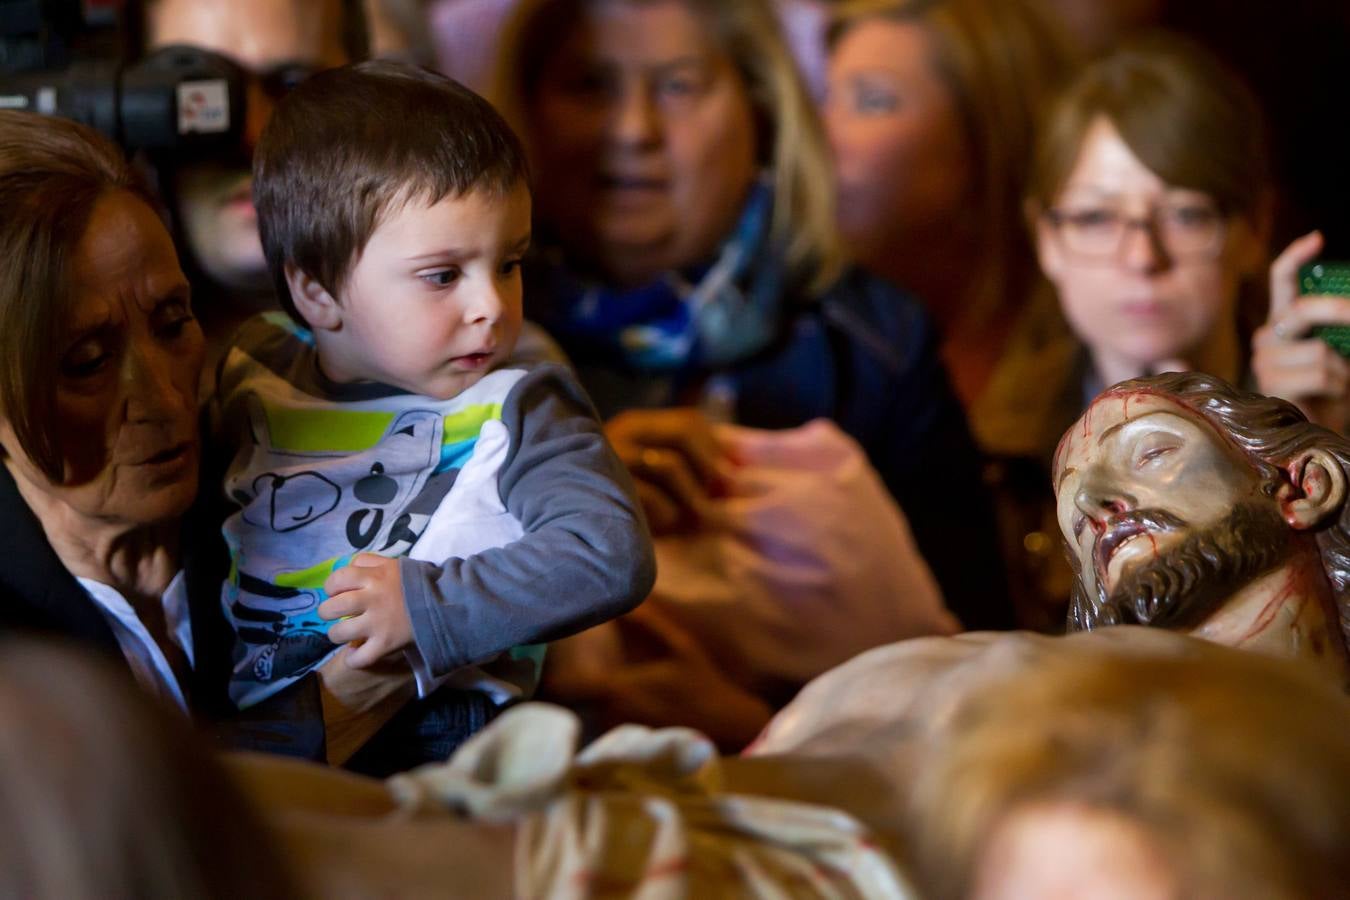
1253;231;1350;432
605;407;737;535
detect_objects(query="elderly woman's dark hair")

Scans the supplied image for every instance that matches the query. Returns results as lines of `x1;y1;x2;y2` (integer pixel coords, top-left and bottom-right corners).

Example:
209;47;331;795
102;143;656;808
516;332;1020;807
0;111;160;480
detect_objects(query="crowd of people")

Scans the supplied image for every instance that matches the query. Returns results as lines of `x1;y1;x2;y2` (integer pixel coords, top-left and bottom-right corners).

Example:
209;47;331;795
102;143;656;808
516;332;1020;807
2;0;1350;895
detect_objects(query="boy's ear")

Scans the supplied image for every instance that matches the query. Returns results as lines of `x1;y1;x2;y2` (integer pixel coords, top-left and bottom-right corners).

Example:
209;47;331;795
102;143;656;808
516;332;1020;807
284;262;342;331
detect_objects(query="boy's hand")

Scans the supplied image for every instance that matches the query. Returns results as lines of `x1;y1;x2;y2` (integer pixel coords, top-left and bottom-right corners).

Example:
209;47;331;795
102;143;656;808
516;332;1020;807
319;553;415;668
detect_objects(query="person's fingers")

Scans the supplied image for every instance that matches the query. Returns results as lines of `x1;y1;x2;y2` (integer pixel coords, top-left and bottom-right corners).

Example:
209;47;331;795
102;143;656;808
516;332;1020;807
326;614;368;646
607;408;732;489
316;592;363;621
1266;296;1350;341
1268;230;1324;316
343;636;388;669
632;445;713;525
635;480;685;535
323;564;366;596
347;552;388;569
1257;337;1341;369
1261;349;1349;398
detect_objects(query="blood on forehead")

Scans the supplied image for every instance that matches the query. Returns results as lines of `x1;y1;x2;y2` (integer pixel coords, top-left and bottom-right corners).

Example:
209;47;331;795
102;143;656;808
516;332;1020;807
1052;386;1251;487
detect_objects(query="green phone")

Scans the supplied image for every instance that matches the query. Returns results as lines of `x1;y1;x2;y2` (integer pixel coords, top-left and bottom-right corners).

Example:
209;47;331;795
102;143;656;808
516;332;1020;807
1300;261;1350;357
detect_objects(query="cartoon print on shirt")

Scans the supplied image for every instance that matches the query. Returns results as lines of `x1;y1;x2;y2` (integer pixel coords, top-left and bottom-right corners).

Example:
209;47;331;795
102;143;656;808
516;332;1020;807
242;470;341;532
223;404;445;685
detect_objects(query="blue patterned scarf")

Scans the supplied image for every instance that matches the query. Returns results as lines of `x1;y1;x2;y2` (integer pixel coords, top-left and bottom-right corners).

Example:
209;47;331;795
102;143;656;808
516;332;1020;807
527;178;783;373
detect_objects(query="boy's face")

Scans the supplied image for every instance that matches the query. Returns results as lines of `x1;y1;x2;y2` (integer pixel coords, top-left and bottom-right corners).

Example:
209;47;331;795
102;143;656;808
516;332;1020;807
320;182;531;399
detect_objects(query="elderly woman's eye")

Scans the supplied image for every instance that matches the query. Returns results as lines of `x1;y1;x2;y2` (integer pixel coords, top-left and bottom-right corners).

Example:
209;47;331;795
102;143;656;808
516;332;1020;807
62;342;110;378
156;301;194;338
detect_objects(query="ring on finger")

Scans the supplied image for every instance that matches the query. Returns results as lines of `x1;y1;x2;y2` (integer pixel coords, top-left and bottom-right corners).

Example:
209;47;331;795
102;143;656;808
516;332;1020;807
1274;321;1292;339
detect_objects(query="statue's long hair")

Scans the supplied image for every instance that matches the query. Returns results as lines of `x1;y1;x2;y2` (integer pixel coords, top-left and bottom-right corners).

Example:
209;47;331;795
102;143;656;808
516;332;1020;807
1062;372;1350;649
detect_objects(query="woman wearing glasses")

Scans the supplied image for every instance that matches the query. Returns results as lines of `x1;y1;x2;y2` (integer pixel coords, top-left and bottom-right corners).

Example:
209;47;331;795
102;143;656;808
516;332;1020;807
975;36;1280;629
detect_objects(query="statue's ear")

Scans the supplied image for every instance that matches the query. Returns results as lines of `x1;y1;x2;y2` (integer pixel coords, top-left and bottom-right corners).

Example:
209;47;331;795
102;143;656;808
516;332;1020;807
1283;448;1347;530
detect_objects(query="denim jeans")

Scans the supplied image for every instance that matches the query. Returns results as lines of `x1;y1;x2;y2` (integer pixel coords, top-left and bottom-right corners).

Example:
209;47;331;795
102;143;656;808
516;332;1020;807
344;687;498;778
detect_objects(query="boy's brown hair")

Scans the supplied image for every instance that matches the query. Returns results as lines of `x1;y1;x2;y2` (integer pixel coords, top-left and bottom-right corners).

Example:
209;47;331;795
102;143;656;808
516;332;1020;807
254;60;529;324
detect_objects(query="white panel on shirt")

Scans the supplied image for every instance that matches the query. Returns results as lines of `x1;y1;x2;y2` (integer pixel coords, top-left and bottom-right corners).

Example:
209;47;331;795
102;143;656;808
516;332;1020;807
406;416;525;701
77;571;194;714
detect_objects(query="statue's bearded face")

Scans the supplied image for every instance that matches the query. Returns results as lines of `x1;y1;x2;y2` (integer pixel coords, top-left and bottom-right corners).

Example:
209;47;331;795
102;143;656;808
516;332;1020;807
1055;393;1290;630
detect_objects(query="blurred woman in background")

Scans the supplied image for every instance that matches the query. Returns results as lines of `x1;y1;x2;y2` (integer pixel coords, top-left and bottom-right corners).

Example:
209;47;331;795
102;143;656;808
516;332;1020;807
975;36;1276;628
824;0;1077;408
492;0;1011;742
495;0;1010;631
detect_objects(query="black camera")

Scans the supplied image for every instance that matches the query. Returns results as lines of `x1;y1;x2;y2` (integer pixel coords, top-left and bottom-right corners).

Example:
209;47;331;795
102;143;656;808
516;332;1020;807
0;0;246;155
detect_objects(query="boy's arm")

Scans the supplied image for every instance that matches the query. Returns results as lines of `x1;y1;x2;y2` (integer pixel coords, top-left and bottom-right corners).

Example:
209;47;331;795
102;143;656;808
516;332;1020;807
398;365;656;677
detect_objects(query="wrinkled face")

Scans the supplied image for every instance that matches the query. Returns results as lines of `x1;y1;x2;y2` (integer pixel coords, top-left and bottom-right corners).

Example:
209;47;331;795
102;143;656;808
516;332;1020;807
1036;118;1262;376
526;0;759;286
0;192;204;526
1054;392;1271;605
318;183;531;400
148;0;347;292
824;19;970;261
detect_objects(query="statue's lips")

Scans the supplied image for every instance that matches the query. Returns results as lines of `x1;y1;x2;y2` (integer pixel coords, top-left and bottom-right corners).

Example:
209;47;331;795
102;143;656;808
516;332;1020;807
1095;519;1164;585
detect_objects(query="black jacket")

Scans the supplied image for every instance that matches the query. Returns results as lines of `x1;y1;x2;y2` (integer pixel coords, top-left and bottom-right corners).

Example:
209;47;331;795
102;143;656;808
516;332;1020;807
0;464;326;757
541;264;1015;632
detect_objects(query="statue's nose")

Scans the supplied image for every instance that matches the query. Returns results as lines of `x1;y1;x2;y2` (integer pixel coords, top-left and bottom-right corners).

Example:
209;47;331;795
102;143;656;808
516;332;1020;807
1074;473;1137;524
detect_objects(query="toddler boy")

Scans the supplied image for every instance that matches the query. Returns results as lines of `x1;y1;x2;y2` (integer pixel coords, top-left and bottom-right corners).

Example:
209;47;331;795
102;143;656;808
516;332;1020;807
213;61;653;758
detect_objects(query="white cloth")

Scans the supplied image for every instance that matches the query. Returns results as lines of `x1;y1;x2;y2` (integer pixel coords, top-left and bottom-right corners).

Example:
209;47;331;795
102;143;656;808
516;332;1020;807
77;571;193;713
388;702;919;899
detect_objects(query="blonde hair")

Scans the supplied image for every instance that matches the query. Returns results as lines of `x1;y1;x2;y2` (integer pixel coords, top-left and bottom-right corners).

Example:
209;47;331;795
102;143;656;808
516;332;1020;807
910;643;1350;900
494;0;843;293
829;0;1077;321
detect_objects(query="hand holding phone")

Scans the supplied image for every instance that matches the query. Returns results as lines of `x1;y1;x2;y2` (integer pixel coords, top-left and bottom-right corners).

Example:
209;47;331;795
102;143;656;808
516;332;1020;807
1252;231;1350;432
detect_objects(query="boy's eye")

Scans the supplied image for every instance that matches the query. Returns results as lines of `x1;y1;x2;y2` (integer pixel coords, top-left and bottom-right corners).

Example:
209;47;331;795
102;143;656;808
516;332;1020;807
419;268;460;288
499;258;524;277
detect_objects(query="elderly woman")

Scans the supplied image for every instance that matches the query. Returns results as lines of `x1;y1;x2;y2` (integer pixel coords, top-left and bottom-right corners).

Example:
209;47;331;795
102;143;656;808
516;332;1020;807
494;0;1011;638
0;110;214;710
0;110;413;764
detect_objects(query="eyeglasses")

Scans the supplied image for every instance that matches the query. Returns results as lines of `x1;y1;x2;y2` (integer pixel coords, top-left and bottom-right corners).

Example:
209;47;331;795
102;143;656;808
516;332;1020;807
1045;201;1229;261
